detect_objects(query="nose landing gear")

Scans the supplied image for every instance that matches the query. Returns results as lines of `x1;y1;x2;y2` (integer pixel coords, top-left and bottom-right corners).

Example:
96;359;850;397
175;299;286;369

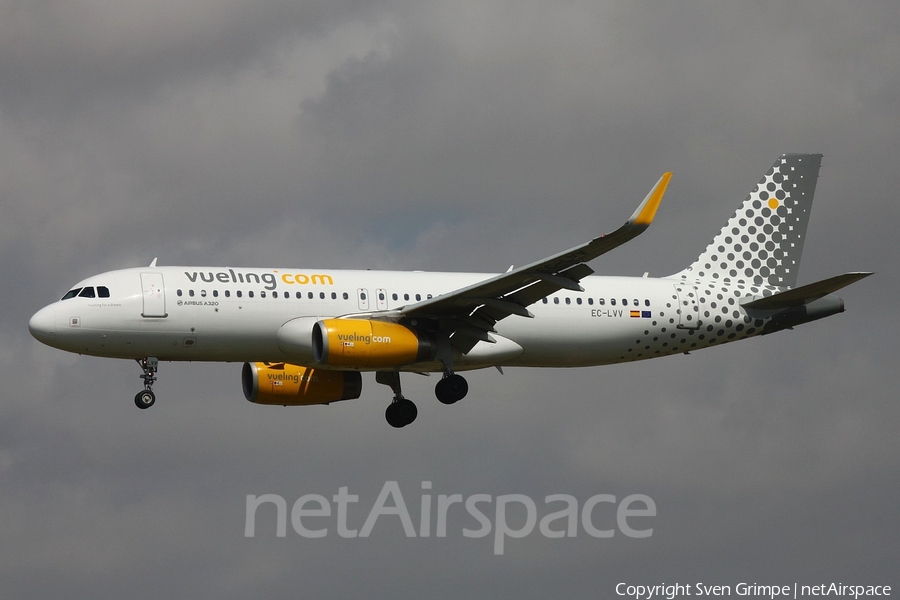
134;357;158;409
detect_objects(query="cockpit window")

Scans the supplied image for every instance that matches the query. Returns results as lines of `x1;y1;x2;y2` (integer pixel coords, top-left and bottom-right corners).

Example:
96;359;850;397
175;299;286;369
61;286;109;300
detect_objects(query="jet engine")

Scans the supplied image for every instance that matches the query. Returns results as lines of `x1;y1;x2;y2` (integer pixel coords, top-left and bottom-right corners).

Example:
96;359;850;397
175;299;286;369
312;319;436;368
242;362;362;405
276;316;320;363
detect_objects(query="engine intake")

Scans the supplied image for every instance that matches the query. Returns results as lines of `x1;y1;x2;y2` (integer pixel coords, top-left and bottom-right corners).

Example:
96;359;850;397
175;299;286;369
242;362;362;406
312;319;436;368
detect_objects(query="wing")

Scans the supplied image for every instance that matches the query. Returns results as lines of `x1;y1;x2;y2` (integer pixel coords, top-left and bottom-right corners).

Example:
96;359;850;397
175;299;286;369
400;173;672;350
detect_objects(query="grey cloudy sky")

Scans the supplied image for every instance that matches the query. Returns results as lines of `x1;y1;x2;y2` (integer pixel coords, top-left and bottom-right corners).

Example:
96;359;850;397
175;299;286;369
2;0;897;597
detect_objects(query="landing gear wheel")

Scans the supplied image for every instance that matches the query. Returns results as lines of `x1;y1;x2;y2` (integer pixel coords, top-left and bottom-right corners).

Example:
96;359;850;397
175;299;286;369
435;373;468;404
134;389;156;409
385;398;417;428
397;398;417;425
134;357;159;410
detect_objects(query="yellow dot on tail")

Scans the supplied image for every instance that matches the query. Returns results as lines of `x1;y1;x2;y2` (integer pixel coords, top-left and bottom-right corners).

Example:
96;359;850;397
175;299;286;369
768;197;779;209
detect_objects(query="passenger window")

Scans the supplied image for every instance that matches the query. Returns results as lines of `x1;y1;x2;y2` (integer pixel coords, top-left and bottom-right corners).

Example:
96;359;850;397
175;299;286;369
79;287;96;298
260;291;266;298
343;292;349;300
201;290;207;297
553;297;560;304
62;288;82;300
296;292;302;299
248;291;254;298
404;293;410;301
542;298;548;304
610;299;616;306
189;290;195;297
576;298;582;305
588;298;594;305
213;290;218;298
392;293;398;301
236;291;242;298
98;286;110;298
416;294;421;301
308;292;314;299
320;292;325;300
644;299;650;307
177;289;183;297
565;297;571;305
225;291;230;298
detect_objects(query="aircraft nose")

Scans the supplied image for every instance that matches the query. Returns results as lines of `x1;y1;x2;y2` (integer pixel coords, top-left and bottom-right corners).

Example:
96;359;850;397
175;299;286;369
29;305;58;344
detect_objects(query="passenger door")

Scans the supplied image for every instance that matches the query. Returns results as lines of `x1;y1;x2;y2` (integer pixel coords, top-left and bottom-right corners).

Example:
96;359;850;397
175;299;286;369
141;273;167;318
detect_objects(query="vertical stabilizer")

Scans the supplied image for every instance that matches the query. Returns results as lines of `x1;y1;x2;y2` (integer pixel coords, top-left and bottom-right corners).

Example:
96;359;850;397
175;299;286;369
673;154;822;289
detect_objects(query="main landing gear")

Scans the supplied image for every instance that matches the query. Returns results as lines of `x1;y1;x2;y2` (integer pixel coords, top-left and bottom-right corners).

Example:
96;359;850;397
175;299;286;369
376;370;470;427
435;373;468;405
376;371;417;428
134;357;158;409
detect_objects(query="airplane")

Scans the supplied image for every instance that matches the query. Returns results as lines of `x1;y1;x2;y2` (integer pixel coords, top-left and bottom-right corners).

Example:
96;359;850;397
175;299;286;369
29;154;871;427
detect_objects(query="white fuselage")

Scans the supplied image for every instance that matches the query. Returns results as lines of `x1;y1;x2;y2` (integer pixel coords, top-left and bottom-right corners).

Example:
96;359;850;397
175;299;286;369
28;265;775;371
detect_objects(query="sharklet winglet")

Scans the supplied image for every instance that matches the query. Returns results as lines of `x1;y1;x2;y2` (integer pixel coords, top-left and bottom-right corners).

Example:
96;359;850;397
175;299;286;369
630;172;672;227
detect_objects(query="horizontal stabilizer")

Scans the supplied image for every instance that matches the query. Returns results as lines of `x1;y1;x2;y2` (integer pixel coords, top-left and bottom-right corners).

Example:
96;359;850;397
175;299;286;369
742;272;873;310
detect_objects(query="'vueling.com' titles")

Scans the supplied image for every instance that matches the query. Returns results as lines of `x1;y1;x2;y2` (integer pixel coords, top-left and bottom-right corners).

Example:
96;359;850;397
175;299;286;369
184;269;334;291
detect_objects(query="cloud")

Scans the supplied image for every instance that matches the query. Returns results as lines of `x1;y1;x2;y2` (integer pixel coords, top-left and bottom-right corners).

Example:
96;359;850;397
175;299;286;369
3;0;897;597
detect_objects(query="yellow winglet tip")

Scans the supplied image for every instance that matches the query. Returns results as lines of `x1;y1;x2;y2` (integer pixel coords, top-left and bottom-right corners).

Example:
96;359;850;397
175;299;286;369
632;172;672;226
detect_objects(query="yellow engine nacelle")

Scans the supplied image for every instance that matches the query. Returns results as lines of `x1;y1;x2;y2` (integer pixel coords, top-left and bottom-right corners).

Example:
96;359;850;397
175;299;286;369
312;319;436;368
242;362;362;406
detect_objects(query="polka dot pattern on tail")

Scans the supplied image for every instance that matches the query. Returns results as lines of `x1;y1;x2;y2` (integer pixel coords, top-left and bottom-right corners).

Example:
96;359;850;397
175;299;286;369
674;154;822;289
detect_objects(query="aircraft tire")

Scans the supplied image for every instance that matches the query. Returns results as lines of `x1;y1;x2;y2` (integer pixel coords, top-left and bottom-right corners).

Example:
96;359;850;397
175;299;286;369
134;390;156;409
435;374;468;405
397;398;417;425
386;398;417;428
